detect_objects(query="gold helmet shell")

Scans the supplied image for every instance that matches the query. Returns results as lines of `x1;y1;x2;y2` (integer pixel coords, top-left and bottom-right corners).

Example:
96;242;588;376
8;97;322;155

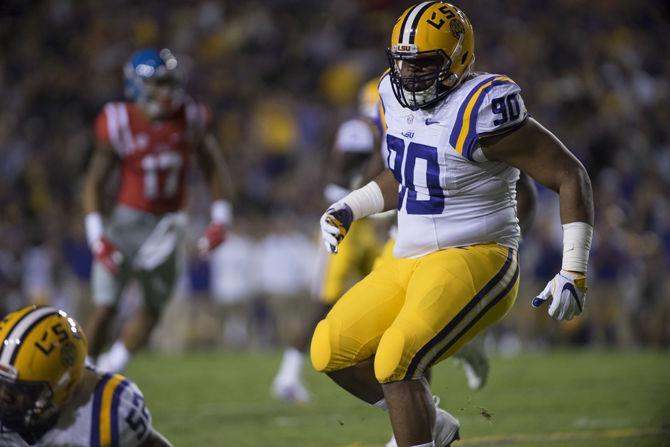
0;306;87;433
387;2;475;110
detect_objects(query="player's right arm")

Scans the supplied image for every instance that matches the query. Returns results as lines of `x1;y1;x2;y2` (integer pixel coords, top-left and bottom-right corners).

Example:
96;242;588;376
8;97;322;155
319;169;398;253
361;134;386;183
82;114;123;275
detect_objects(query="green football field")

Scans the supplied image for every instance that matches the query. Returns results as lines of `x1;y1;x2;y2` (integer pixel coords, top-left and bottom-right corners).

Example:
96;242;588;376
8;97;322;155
126;350;670;447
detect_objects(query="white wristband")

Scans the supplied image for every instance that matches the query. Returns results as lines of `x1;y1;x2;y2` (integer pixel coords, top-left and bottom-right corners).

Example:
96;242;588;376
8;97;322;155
561;222;593;273
340;181;385;220
211;200;233;225
85;212;104;246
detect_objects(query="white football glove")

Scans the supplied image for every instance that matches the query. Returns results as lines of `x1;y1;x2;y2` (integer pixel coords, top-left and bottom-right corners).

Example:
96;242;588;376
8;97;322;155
319;202;354;254
532;270;587;321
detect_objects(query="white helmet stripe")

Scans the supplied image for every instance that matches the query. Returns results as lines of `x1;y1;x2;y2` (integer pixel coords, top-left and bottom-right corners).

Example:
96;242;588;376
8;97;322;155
401;2;434;44
0;307;59;366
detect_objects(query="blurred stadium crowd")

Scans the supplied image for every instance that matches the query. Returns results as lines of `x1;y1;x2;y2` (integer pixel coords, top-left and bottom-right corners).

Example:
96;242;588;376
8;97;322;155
0;0;668;349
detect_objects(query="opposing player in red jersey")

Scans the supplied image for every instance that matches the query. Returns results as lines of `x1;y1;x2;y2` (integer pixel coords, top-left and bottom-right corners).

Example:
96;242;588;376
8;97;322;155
82;48;233;373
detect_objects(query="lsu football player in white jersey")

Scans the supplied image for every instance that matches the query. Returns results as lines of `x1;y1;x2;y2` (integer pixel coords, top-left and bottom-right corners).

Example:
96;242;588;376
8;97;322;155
312;3;593;447
0;306;171;446
272;78;533;404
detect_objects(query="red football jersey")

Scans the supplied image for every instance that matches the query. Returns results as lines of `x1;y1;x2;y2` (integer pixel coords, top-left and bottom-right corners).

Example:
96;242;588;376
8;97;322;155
95;100;210;214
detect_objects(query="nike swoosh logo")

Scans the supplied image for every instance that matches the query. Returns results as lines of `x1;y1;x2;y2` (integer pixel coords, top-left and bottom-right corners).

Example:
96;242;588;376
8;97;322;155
562;282;582;312
425;119;440;125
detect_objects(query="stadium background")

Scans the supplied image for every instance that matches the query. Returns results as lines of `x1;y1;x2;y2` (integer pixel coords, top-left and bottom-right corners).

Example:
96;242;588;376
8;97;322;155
0;1;669;445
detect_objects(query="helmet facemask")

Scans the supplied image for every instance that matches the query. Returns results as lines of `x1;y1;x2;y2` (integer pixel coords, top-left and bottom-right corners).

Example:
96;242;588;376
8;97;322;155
0;306;88;441
140;76;184;119
0;368;58;436
387;31;468;111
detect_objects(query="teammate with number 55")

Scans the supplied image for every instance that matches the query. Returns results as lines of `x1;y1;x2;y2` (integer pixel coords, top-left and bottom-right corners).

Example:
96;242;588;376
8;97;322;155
82;48;234;374
313;2;594;446
0;306;171;446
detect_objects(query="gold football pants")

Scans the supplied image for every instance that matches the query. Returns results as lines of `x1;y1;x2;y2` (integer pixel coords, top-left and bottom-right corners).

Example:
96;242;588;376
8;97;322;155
311;243;519;383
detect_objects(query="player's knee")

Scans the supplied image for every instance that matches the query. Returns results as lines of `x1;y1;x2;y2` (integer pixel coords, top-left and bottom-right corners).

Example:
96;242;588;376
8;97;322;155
374;326;408;383
310;319;333;372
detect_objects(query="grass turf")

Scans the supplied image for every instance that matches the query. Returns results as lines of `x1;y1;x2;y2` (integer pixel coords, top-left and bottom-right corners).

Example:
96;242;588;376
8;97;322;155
126;349;670;447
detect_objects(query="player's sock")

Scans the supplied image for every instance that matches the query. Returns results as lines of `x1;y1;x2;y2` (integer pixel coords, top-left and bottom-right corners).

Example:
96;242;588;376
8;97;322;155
275;348;304;384
96;340;130;373
271;348;310;402
386;397;459;447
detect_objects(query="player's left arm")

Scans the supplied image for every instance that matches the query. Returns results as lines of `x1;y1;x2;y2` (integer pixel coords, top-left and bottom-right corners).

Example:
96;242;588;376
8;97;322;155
516;171;538;235
481;117;594;320
194;132;235;254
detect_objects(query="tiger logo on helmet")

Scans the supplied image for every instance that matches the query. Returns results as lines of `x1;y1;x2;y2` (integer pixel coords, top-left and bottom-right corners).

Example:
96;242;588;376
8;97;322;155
0;306;87;435
387;1;475;110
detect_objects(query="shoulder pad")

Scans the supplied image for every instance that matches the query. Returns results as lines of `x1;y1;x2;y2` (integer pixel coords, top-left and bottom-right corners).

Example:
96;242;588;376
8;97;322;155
449;74;527;161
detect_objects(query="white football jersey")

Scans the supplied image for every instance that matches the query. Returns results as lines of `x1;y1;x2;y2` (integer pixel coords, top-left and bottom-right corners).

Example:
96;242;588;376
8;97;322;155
378;72;528;258
0;372;153;447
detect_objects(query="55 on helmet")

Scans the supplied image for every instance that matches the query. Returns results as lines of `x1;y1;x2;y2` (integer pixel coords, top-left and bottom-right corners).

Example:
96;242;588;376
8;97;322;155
124;48;184;118
387;2;475;110
0;306;87;435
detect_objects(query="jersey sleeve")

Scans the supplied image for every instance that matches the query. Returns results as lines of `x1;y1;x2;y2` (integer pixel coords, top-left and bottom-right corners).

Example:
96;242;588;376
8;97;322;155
334;119;375;153
92;374;154;447
94;103;129;156
116;379;153;447
449;75;528;161
377;71;392;132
